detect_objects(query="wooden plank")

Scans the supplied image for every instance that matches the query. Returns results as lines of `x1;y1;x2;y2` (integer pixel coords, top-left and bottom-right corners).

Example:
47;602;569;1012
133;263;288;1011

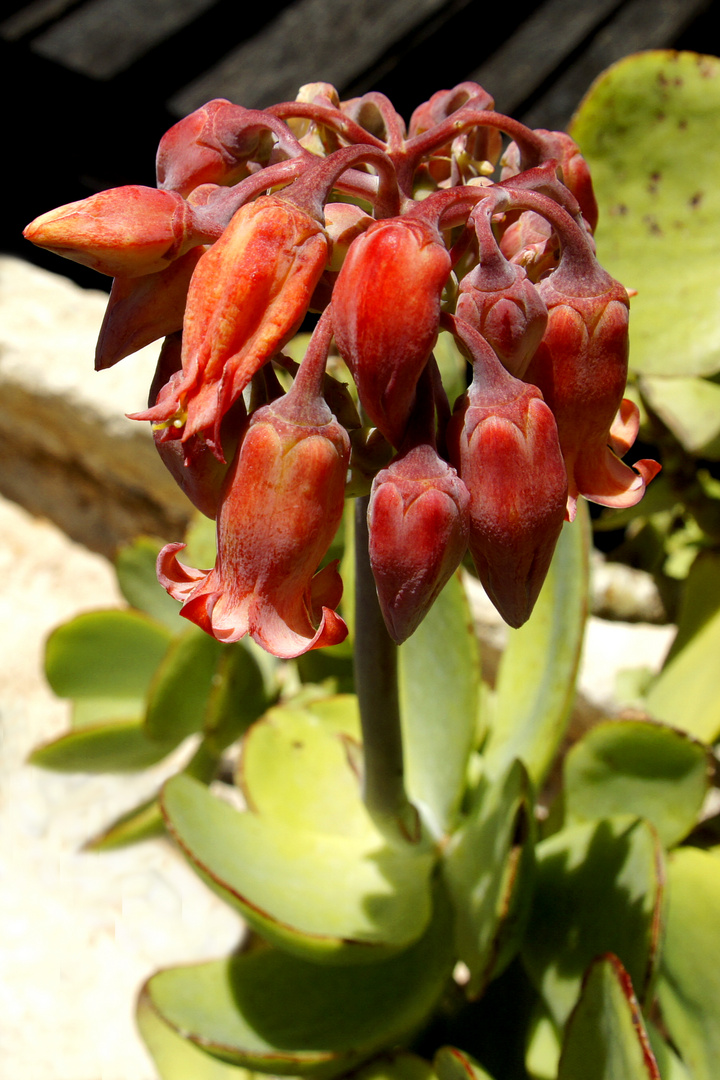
168;0;454;115
29;0;218;78
469;0;621;118
519;0;715;130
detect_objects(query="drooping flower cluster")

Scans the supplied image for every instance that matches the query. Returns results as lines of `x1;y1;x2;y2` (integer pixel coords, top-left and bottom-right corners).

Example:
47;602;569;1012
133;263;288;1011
24;82;659;655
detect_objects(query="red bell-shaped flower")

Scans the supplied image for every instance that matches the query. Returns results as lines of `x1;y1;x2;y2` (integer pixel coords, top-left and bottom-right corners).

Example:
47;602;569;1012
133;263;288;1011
157;400;349;656
368;443;470;643
156;311;350;657
446;319;567;628
332;216;451;446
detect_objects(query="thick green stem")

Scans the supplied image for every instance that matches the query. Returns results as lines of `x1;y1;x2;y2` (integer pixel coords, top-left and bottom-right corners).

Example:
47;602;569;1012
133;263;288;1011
353;495;420;845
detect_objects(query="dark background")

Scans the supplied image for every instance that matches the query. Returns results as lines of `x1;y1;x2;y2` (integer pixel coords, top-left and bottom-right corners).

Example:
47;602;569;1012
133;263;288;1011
3;0;719;287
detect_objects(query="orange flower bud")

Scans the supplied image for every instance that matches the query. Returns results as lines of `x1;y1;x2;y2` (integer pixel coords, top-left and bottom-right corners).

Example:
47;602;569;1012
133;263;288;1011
368;444;470;643
23;186;198;277
134;194;329;455
332;217;451;446
157;393;350;657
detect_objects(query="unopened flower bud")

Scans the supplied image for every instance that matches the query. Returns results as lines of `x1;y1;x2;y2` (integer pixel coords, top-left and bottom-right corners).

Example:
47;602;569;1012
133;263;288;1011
332;217;451;446
447;321;567;628
134;194;329;455
368;444;470;643
23;187;198;277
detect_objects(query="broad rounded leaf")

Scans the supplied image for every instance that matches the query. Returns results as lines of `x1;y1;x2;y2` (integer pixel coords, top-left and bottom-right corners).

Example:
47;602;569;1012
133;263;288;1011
143;890;454;1077
137;991;253;1080
639;375;720;459
483;508;589;787
564;719;712;847
239;701;365;836
145;627;225;742
45;609;172;713
571;51;720;377
522;817;664;1027
399;572;481;838
656;846;720;1080
30;720;175;772
161;759;435;962
558;954;660;1079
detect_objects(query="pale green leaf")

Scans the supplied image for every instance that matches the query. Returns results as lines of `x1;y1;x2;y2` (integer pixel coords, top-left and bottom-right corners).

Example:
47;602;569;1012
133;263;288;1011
571;51;720;377
144;891;454;1077
399;572;481;837
564;718;712;847
482;507;589;787
522;817;664;1027
557;954;660;1079
656;846;720;1080
442;760;534;997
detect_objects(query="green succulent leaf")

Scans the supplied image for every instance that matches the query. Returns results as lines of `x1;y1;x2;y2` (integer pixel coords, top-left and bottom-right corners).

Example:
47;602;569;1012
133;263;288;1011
45;609;172;727
522;816;664;1027
564;718;712;847
84;795;165;850
434;331;468;415
137;990;254;1080
145;627;225;743
557;954;660;1079
639;375;720;458
571;50;720;378
645;551;720;740
482;508;589;787
434;1046;496;1080
646;1020;692;1080
115;536;186;631
30;720;175;772
353;1052;437;1080
399;572;481;838
143;889;454;1077
202;641;276;753
238;699;364;835
442;759;535;997
656;846;720;1080
162;700;435;962
525;1004;561;1080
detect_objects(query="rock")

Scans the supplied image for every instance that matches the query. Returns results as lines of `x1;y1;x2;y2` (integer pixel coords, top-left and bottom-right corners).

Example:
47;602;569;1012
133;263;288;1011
0;257;191;557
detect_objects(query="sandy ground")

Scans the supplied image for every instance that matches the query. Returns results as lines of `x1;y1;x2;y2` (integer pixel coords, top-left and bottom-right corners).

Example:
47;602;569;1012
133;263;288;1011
0;495;243;1080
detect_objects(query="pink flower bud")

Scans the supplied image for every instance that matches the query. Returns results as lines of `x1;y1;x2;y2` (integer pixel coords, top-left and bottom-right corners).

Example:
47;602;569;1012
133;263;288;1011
368;444;470;643
447;323;567;628
23;187;198;277
456;205;548;378
133;194;329;455
157;394;350;657
332;218;451;446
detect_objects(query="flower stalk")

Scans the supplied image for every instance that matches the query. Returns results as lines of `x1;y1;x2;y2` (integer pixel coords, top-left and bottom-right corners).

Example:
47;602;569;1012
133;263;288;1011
353;494;420;846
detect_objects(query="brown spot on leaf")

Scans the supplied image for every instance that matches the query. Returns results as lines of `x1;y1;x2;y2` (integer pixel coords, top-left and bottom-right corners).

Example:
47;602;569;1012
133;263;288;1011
642;215;663;236
690;191;704;208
